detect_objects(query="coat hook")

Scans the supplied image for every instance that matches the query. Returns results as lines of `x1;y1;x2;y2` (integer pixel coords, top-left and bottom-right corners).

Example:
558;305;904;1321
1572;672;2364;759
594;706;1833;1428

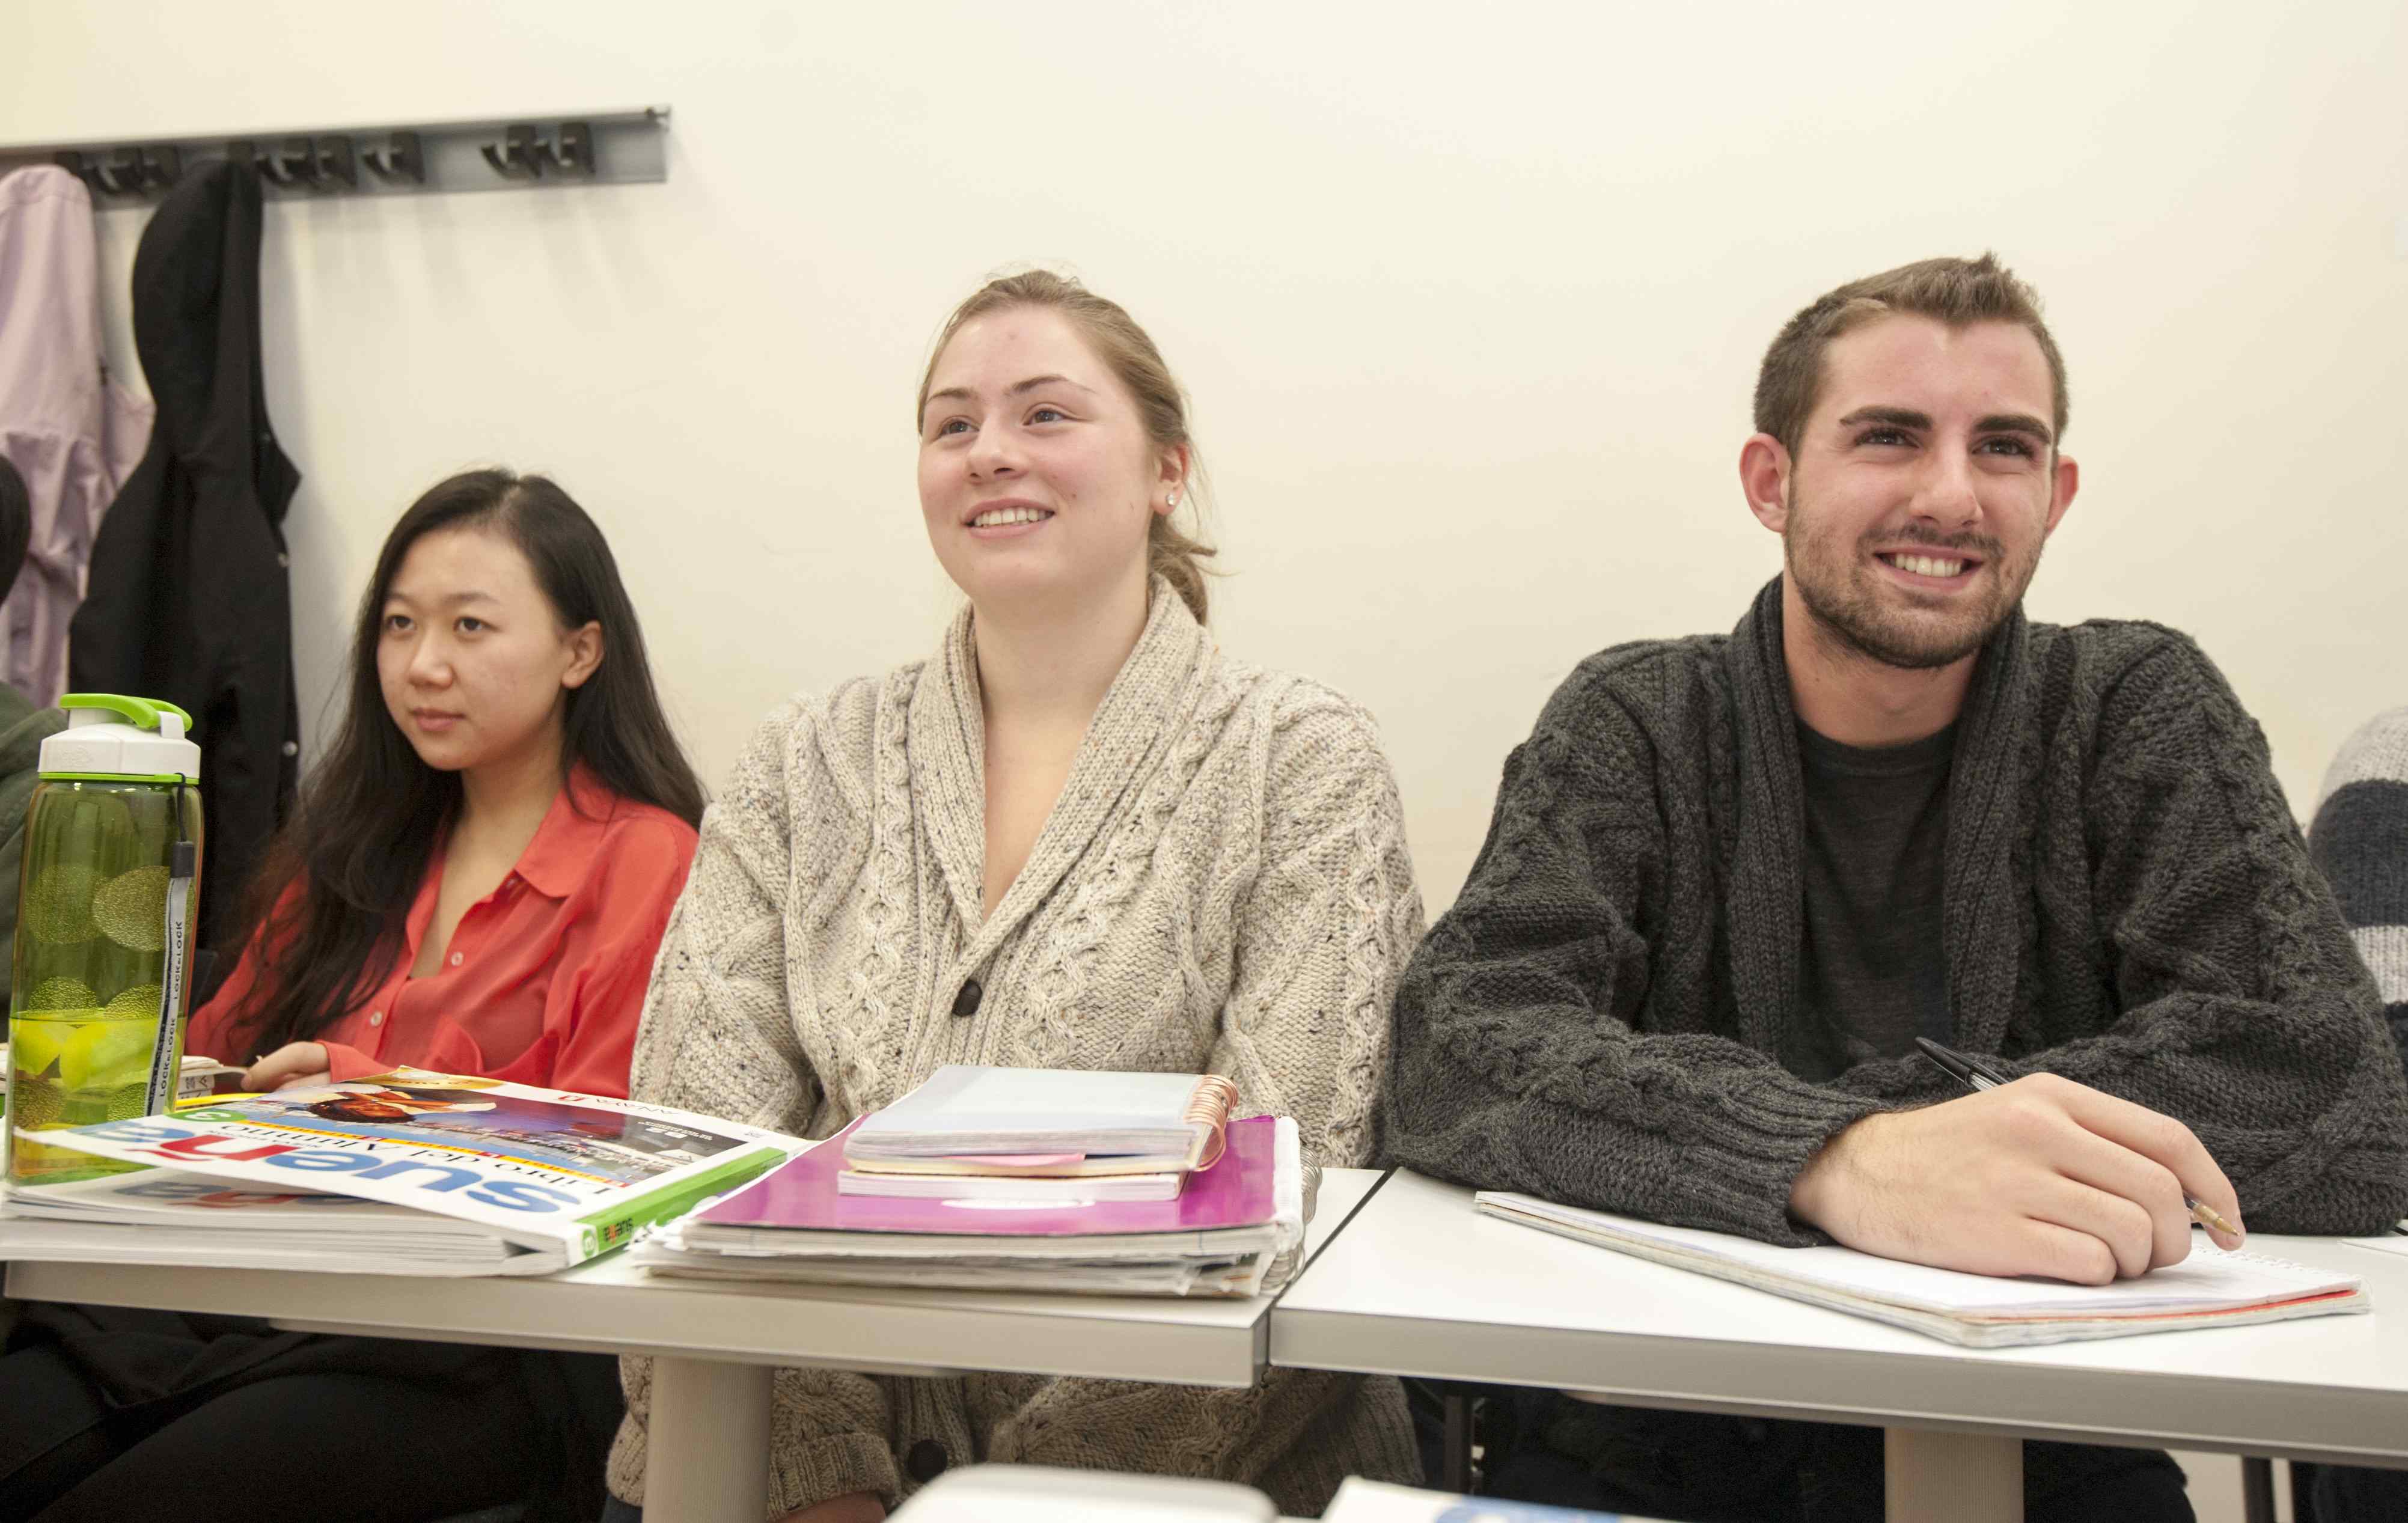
313;135;358;189
539;122;596;179
138;144;182;190
91;147;147;197
480;124;543;180
257;137;320;190
50;150;97;193
362;130;425;185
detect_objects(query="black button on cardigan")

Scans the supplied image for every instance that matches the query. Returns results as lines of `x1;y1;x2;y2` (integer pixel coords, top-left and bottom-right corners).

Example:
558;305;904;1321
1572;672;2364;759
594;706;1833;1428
906;1438;949;1482
951;978;983;1018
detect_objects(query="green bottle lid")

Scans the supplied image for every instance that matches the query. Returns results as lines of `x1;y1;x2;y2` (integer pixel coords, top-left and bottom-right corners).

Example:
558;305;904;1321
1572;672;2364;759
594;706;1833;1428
40;694;203;782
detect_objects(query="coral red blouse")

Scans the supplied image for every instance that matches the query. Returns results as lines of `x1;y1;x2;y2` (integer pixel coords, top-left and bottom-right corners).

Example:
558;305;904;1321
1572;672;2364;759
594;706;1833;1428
188;769;697;1099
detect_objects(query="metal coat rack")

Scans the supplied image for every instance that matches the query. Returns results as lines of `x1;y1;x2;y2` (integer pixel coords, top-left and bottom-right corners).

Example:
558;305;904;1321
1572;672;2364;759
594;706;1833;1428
0;107;670;203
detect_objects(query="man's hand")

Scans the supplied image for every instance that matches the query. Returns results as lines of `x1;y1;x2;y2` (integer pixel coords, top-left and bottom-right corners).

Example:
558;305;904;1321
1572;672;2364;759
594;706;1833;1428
243;1042;332;1092
774;1492;885;1523
1789;1073;2245;1284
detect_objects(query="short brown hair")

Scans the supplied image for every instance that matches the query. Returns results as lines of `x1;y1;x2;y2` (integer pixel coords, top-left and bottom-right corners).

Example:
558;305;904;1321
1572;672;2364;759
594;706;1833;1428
1753;254;2068;456
918;270;1217;623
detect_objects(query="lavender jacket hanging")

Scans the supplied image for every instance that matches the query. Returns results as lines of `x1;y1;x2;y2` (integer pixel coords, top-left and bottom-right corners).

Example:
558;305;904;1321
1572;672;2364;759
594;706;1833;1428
0;165;154;706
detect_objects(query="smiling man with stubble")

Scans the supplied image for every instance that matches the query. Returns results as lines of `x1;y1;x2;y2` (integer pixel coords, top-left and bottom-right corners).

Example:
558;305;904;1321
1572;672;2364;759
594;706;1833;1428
1385;254;2408;1522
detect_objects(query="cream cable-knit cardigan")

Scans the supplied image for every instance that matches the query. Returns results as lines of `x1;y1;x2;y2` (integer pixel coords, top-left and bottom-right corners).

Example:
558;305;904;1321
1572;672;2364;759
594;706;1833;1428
607;582;1425;1517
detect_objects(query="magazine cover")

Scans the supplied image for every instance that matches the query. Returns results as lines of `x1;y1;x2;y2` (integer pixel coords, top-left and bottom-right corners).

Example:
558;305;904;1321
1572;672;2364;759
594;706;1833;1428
20;1067;799;1266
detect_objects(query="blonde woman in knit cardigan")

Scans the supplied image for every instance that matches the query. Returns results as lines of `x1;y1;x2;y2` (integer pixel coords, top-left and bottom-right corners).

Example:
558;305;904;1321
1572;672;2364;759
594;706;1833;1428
602;272;1425;1522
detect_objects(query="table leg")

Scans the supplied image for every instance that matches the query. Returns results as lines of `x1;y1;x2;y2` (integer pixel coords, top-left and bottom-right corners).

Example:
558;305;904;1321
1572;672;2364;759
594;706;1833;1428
1886;1428;2021;1523
1442;1391;1472;1492
649;1356;773;1523
2239;1456;2278;1523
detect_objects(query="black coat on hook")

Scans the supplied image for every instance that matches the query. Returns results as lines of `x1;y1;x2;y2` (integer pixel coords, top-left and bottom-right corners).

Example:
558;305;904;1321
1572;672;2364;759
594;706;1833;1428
70;160;300;970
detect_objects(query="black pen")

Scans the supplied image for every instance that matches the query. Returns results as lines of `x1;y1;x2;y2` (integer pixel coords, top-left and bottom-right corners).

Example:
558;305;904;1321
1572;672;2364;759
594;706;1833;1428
1912;1036;2243;1238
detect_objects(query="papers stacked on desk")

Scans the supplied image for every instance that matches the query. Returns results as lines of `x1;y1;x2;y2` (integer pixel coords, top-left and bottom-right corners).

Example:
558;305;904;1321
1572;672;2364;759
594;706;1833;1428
0;1171;542;1275
637;1112;1309;1298
836;1064;1237;1203
0;1067;799;1277
1479;1192;2370;1348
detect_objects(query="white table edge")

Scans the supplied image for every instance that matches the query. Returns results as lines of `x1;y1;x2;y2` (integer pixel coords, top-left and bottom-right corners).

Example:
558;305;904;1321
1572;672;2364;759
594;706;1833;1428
1267;1172;2408;1472
3;1168;1389;1391
1271;1313;2408;1470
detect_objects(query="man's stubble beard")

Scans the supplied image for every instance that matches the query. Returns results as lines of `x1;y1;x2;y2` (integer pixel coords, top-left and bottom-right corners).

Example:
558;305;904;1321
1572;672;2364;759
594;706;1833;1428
1782;487;2040;673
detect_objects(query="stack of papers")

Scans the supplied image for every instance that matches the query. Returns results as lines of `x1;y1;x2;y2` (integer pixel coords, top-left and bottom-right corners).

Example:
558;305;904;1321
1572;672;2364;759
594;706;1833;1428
0;1067;801;1277
838;1065;1236;1203
1477;1192;2370;1348
0;1172;542;1275
639;1113;1309;1298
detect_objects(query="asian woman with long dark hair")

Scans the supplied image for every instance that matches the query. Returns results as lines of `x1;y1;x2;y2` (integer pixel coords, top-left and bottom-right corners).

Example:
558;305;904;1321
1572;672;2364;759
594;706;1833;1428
0;469;703;1523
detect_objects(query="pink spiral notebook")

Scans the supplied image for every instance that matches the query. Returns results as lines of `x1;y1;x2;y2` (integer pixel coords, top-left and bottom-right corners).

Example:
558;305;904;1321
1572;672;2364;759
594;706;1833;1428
694;1114;1282;1239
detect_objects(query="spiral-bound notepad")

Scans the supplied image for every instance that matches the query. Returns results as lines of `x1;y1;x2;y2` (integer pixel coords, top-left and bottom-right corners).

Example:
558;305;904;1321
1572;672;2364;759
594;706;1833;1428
845;1066;1238;1174
1476;1192;2369;1348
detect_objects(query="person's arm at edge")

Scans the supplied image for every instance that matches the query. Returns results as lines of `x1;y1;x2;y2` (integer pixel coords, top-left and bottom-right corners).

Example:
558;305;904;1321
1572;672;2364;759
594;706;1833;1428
1209;685;1424;1169
2308;707;2408;1063
188;880;303;1071
0;700;66;1005
539;815;700;1101
624;711;816;1129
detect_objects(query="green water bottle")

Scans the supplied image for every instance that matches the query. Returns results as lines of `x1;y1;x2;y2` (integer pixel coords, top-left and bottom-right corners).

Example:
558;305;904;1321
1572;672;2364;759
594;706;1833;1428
5;694;203;1185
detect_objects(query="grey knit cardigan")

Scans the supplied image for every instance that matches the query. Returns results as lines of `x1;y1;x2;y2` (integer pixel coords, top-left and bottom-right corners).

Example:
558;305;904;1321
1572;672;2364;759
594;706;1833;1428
610;584;1423;1517
1389;577;2408;1243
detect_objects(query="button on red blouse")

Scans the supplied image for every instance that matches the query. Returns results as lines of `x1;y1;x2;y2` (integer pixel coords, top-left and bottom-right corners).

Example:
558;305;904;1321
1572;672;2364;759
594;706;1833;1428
188;769;698;1099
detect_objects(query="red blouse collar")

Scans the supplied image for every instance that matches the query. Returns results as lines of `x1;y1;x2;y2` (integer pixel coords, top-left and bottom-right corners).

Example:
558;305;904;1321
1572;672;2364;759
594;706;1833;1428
513;765;623;899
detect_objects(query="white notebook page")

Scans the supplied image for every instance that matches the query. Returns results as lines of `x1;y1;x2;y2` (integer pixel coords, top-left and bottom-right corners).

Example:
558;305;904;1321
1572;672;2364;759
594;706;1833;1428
857;1066;1204;1135
1481;1192;2359;1317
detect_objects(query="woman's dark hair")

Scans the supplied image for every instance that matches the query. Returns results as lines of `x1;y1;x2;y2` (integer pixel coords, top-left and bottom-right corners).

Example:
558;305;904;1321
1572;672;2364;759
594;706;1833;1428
218;469;705;1059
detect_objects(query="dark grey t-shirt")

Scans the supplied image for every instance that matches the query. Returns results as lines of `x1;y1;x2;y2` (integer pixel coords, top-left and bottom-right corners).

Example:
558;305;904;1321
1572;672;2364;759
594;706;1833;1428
1788;720;1956;1081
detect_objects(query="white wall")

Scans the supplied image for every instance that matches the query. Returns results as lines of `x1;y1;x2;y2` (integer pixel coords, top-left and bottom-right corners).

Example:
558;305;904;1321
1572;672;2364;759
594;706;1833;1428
8;1;2406;911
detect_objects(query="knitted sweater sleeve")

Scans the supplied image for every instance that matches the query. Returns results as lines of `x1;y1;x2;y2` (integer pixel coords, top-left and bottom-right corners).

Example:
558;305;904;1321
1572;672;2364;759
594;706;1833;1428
1385;669;1887;1246
627;702;817;1128
2309;706;2408;1061
2005;639;2408;1233
611;700;902;1514
1212;687;1423;1168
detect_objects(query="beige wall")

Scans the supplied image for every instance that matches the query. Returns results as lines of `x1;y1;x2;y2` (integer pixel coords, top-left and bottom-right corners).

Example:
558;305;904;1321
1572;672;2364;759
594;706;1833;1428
9;1;2406;911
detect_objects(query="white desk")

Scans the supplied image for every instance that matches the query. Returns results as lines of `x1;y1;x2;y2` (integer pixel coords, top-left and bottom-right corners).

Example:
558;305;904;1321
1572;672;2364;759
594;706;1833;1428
1270;1171;2408;1523
7;1167;1383;1523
